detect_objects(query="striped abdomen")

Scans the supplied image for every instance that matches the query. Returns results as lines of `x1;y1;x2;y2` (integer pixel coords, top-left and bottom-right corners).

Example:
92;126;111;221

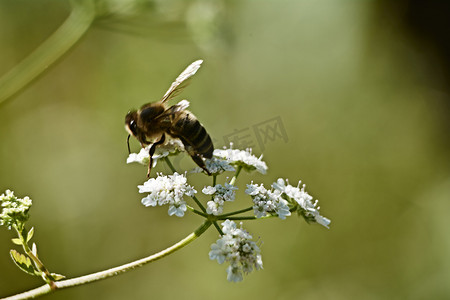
170;111;214;158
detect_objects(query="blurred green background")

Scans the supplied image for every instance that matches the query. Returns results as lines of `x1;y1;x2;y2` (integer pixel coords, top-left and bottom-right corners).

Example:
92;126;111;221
1;0;449;299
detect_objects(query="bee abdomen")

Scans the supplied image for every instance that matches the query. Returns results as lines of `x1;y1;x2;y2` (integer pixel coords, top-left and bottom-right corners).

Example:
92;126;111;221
173;113;213;158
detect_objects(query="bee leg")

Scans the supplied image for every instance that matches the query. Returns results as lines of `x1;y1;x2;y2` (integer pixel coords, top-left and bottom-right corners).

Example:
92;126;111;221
191;154;211;176
147;134;166;177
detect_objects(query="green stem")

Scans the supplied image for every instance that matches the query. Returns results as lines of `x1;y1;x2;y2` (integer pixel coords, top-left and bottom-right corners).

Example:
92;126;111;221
13;226;56;289
186;205;208;217
163;157;177;174
0;0;96;104
4;221;212;300
229;166;242;186
218;206;253;218
217;215;274;221
191;195;206;213
163;157;223;234
212;220;224;236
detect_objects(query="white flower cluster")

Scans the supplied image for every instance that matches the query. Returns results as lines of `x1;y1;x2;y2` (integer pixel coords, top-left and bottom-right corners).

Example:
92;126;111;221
213;144;268;174
272;178;331;228
0;190;32;229
202;183;238;215
191;157;235;175
138;173;196;217
209;220;263;282
245;183;291;219
127;139;184;166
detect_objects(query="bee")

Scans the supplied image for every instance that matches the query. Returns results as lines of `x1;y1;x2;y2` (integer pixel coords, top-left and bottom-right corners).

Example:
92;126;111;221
125;60;214;177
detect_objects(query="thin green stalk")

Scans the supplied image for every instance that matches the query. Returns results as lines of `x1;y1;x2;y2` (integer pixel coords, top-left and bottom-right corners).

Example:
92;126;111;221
0;0;96;104
218;206;253;218
211;220;224;236
13;225;56;289
217;215;274;221
191;195;206;213
186;205;208;217
229;166;242;186
163;157;177;174
3;221;212;300
190;195;224;235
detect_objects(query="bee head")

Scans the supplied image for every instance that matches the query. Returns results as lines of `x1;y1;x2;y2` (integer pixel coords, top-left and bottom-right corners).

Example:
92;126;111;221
125;110;138;153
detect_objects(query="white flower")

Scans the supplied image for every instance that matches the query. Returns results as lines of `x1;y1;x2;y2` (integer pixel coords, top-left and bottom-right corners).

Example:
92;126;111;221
127;147;150;165
273;178;331;228
209;236;229;264
127;139;184;166
209;220;263;282
0;190;32;228
138;173;196;217
203;183;238;215
213;144;268;174
191;157;235;174
168;202;187;217
245;183;291;220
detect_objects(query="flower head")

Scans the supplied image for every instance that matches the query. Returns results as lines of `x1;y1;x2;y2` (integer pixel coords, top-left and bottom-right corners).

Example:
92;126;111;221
191;156;235;175
127;139;184;166
245;183;291;219
138;173;196;217
0;190;32;229
203;183;238;215
213;144;267;174
272;178;331;228
209;220;263;282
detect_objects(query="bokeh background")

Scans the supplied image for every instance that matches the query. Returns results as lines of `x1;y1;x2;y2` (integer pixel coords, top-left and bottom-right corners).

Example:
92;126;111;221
1;0;449;299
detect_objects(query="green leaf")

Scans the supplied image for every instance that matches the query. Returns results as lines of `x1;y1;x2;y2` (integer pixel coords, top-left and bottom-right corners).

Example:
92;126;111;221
27;227;34;243
10;249;38;276
11;238;22;245
49;273;66;281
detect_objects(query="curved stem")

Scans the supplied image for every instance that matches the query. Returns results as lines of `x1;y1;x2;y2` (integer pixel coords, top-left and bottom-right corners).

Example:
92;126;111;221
3;220;212;300
0;0;96;104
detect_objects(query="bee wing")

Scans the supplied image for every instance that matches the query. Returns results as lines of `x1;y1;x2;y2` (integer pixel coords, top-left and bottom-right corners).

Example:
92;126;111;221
160;60;203;103
154;100;190;121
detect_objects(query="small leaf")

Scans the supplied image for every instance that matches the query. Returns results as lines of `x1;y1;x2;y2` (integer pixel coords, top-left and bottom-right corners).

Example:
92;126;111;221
11;238;22;245
27;227;34;243
32;243;38;257
10;249;38;276
49;273;66;281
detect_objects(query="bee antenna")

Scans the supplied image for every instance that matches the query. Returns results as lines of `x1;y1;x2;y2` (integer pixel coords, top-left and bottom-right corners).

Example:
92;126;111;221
127;134;131;154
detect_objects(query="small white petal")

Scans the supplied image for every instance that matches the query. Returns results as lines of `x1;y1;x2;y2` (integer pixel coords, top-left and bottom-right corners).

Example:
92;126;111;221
202;186;216;195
